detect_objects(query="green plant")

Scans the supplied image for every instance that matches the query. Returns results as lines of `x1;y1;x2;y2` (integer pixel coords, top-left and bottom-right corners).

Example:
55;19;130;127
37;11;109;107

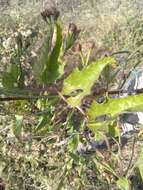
1;8;143;190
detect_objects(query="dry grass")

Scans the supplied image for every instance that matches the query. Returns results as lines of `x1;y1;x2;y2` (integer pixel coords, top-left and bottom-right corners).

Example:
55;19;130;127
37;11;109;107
1;0;143;46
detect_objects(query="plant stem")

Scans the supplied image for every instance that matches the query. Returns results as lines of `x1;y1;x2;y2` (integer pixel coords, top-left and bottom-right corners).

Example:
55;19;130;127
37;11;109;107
124;136;136;177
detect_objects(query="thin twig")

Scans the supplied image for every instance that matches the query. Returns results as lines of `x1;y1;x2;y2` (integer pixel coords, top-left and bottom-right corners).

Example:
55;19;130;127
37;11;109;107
0;94;57;101
0;96;37;101
1;86;143;102
124;136;136;177
0;125;11;133
111;50;131;56
120;60;141;89
108;88;143;95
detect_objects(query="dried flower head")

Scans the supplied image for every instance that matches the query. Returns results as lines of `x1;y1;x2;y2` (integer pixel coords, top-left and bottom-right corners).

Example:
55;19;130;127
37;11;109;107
68;23;77;33
41;7;60;22
15;32;23;50
85;41;95;49
73;42;82;52
63;23;81;53
68;23;81;36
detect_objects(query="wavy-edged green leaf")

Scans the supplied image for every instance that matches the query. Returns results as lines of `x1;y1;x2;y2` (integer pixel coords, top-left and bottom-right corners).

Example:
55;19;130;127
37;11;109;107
42;22;63;83
62;57;116;107
34;22;63;84
87;94;143;120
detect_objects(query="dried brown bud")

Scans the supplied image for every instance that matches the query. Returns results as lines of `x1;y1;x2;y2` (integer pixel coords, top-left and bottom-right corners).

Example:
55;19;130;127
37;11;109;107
73;42;82;52
15;32;23;50
68;23;81;38
69;23;77;33
41;7;60;22
85;41;95;49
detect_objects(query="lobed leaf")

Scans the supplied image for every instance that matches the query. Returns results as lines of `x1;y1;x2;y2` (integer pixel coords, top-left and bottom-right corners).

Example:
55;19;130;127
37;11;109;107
62;57;116;107
87;94;143;120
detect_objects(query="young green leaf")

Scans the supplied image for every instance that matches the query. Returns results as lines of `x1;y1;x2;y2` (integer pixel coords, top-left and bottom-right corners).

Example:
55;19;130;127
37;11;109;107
88;122;109;140
12;115;23;138
88;121;119;140
2;64;23;88
68;134;79;151
117;178;130;190
35;116;49;131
